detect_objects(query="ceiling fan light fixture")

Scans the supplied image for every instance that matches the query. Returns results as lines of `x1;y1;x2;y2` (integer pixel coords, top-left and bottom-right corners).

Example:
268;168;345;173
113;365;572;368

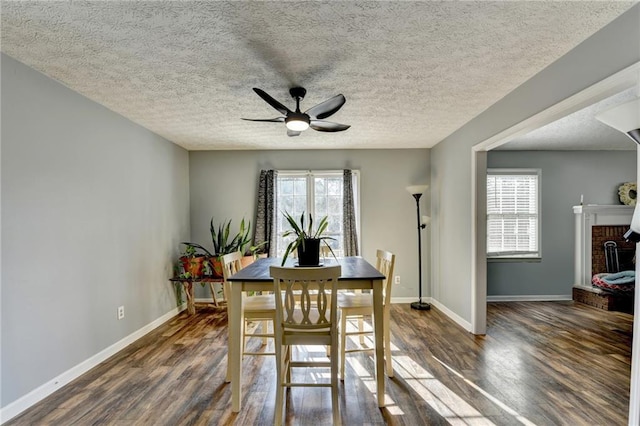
245;87;349;136
285;113;310;131
595;98;640;144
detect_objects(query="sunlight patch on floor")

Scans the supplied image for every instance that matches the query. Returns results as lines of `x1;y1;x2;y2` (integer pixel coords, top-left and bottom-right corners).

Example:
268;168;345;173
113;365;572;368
291;319;534;424
431;356;536;426
346;356;404;415
391;355;535;425
395;355;486;421
343;318;400;352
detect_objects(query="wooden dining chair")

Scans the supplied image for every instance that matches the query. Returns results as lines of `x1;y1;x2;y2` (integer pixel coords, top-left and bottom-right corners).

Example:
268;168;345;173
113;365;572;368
337;249;396;380
221;252;275;371
270;265;342;426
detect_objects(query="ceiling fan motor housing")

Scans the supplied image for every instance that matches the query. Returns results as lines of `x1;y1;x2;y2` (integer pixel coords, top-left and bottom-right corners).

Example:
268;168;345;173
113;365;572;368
289;87;307;100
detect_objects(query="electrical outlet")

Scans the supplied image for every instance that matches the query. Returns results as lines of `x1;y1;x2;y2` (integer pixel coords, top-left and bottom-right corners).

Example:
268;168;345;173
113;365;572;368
394;275;401;285
117;306;125;320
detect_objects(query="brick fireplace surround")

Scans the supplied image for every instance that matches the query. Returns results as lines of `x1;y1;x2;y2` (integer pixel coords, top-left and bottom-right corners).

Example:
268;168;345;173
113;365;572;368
591;225;635;275
573;205;635;313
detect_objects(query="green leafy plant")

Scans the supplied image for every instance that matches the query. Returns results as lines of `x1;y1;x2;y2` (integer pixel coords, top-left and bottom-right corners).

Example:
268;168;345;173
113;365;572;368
210;217;252;256
180;242;213;257
236;218;253;255
281;211;336;265
173;281;184;306
181;217;263;278
249;240;268;257
179;242;209;278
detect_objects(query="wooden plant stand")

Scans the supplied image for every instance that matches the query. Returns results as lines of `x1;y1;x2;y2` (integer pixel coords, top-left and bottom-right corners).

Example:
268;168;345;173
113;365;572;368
170;276;225;314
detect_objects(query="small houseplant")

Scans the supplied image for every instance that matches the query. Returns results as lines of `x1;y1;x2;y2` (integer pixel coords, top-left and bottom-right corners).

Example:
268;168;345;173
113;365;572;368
281;211;336;266
211;217;251;257
180;217;265;277
178;242;209;278
210;217;252;274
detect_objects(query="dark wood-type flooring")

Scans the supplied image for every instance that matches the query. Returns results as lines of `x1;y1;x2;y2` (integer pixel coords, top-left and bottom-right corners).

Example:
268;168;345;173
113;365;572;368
6;301;633;425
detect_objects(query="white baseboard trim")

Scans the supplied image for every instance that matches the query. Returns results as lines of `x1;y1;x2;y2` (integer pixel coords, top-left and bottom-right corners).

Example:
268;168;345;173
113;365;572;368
429;298;473;332
487;294;573;302
390;297;422;304
0;305;186;425
391;297;472;332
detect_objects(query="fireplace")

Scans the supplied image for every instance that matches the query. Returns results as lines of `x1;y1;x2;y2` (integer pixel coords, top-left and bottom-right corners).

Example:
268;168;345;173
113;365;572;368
573;204;634;289
591;225;635;275
573;204;635;312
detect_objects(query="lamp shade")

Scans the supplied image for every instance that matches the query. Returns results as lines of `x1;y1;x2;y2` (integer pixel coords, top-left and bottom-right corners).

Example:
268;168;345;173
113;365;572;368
595;98;640;144
406;185;429;195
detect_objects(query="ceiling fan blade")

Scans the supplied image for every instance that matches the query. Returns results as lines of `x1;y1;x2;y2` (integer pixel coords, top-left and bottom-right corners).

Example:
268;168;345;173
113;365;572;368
287;130;302;137
304;94;346;119
310;120;351;132
253;88;292;115
241;117;285;122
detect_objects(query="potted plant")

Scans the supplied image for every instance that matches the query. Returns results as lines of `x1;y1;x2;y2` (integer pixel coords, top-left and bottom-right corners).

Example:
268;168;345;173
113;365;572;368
232;218;265;267
181;217;265;277
209;217;251;274
178;242;209;279
281;211;336;266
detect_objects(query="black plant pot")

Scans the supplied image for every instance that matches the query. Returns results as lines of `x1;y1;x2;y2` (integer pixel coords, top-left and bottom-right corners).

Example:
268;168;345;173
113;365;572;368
297;238;321;266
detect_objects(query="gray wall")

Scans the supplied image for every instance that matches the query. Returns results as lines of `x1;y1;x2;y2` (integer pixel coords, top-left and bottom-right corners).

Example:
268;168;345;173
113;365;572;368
430;5;640;324
188;149;430;299
1;54;190;407
487;150;636;297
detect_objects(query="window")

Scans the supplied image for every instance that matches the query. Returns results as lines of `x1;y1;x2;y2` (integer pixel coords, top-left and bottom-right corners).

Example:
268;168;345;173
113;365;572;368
487;169;540;259
275;171;359;257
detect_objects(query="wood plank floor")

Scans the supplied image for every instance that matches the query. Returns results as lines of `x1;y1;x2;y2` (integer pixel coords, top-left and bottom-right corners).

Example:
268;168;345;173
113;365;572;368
6;301;633;425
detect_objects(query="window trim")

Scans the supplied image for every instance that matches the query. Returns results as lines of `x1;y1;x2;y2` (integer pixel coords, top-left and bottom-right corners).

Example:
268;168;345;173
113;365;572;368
275;169;361;257
486;168;541;260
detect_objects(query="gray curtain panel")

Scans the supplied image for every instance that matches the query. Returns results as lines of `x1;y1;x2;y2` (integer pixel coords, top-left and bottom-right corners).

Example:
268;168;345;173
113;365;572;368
255;170;278;257
343;169;359;256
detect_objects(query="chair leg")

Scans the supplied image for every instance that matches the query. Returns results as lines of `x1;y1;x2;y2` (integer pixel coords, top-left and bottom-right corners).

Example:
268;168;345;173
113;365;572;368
330;332;341;425
358;317;365;345
242;318;247;354
340;313;347;380
384;311;393;377
274;344;285;426
261;320;269;345
285;345;291;384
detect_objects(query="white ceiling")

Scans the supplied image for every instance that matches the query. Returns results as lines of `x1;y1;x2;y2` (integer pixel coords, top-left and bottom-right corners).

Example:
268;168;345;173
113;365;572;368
499;87;639;151
1;1;636;151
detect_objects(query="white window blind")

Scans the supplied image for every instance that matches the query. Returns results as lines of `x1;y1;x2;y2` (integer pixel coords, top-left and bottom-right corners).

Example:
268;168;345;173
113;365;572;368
487;169;540;258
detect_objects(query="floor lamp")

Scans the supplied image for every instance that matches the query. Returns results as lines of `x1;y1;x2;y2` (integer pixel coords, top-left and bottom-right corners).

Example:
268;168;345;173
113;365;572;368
406;185;431;311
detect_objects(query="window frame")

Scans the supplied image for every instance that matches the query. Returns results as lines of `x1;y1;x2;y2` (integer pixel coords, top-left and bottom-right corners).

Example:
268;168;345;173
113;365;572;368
275;170;361;257
486;168;541;261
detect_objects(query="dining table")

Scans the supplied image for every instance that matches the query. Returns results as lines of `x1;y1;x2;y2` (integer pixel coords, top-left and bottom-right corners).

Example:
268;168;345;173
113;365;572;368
225;256;387;412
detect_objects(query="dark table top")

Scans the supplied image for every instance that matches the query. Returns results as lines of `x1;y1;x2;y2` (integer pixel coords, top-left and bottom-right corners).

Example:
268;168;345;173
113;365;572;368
227;256;385;282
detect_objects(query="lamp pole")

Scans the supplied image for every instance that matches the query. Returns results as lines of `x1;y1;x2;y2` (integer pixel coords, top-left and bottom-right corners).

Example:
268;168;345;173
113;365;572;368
406;185;431;311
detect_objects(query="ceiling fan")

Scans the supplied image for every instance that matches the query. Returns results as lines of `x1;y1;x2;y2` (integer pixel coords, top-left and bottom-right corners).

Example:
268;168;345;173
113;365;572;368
242;87;350;137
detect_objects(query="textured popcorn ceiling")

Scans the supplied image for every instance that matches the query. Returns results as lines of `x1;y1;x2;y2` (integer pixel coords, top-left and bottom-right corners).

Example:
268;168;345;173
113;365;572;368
1;1;636;151
500;88;639;151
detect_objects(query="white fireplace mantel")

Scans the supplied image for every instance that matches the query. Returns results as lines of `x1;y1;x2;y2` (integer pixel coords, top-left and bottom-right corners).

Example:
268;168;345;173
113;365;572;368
574;204;634;289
